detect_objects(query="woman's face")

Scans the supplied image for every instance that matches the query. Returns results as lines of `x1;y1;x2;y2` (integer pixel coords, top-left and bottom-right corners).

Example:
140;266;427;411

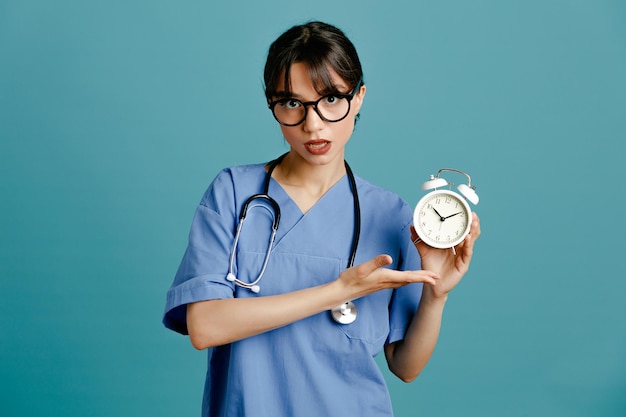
273;62;366;168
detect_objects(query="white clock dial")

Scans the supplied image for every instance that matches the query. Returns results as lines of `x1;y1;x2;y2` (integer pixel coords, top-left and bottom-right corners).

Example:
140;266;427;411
413;189;472;249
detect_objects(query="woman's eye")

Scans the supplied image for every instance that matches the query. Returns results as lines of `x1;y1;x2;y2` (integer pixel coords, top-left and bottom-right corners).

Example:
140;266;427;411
281;99;301;109
323;95;339;105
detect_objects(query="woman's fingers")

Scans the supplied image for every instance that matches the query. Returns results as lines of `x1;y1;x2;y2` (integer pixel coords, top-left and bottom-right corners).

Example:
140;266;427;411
349;255;438;291
354;254;393;276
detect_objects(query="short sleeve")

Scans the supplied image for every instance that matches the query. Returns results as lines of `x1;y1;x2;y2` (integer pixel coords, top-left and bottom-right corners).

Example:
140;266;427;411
386;204;423;345
163;170;239;335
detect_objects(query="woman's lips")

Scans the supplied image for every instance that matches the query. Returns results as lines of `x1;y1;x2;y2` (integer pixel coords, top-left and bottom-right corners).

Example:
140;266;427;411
305;140;331;155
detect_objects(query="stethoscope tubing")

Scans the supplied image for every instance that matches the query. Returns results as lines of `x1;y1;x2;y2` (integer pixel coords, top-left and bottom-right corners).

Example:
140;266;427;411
344;161;360;269
238;194;281;229
227;153;361;323
227;200;280;293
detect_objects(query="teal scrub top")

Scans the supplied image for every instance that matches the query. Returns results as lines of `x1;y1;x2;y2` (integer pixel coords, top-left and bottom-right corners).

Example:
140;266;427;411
164;162;423;417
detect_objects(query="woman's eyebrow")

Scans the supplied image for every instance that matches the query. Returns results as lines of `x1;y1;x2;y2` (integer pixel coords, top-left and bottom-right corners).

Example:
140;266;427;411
273;86;347;100
273;90;313;100
272;91;295;99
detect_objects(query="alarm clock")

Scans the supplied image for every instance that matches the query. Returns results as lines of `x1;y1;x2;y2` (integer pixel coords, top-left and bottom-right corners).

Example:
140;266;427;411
413;168;479;250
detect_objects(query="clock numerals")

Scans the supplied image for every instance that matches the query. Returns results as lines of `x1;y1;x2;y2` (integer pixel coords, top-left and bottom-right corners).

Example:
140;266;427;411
414;189;472;249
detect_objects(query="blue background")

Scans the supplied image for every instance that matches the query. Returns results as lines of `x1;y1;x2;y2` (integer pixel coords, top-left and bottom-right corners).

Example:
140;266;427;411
2;1;625;416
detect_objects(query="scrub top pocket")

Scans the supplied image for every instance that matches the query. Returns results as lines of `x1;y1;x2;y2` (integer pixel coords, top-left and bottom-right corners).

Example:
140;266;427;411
234;252;341;296
234;251;392;350
333;290;392;351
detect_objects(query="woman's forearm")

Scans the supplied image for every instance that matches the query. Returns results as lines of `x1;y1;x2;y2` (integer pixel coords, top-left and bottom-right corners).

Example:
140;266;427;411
385;290;448;382
187;280;347;349
187;255;439;350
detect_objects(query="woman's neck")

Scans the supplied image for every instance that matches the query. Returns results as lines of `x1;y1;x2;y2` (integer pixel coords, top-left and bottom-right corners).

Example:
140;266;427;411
271;151;347;213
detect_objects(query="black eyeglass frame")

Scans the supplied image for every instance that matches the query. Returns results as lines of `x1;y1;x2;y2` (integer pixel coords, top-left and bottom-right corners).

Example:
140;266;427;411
268;80;363;127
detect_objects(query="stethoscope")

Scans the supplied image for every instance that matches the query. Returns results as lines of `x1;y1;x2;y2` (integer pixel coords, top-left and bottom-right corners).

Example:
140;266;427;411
226;153;361;324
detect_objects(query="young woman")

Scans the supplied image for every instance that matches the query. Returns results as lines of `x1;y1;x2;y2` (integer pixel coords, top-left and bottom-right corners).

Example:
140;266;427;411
164;21;481;417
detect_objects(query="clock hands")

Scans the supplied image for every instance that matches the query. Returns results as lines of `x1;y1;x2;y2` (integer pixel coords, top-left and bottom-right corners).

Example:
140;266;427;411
432;207;445;222
432;207;462;222
444;212;462;220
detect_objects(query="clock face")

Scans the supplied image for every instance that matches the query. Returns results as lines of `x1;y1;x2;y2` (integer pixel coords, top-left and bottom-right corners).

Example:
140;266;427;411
413;189;472;249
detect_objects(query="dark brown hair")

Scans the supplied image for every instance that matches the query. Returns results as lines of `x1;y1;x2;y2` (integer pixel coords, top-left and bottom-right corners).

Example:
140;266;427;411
264;21;364;100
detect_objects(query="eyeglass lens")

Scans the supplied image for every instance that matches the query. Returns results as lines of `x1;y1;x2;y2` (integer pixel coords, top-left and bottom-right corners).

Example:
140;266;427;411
273;95;350;126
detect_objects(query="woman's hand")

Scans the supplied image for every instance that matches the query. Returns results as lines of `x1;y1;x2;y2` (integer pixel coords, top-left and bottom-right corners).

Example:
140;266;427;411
188;254;440;349
336;254;440;301
384;213;480;381
411;212;481;299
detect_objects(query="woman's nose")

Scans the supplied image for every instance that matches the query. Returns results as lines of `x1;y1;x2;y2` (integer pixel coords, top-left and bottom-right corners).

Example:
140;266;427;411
302;105;325;132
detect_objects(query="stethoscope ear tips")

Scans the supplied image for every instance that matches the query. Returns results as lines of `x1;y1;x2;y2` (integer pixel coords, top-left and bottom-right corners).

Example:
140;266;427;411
457;183;479;205
227;272;261;293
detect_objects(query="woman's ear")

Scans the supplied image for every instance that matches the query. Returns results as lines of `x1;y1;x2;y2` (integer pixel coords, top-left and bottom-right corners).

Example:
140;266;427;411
353;84;366;113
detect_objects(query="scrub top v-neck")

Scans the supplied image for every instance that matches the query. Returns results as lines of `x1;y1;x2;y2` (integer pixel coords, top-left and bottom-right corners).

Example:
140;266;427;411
164;162;423;417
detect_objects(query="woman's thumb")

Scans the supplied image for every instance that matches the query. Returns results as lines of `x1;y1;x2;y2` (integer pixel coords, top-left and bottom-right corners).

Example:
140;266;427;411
358;254;393;274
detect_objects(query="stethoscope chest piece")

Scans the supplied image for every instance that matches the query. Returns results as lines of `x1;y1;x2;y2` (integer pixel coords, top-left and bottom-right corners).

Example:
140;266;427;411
331;301;358;324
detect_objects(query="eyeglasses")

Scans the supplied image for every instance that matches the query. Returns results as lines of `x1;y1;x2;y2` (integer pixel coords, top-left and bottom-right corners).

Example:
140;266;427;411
268;80;362;127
